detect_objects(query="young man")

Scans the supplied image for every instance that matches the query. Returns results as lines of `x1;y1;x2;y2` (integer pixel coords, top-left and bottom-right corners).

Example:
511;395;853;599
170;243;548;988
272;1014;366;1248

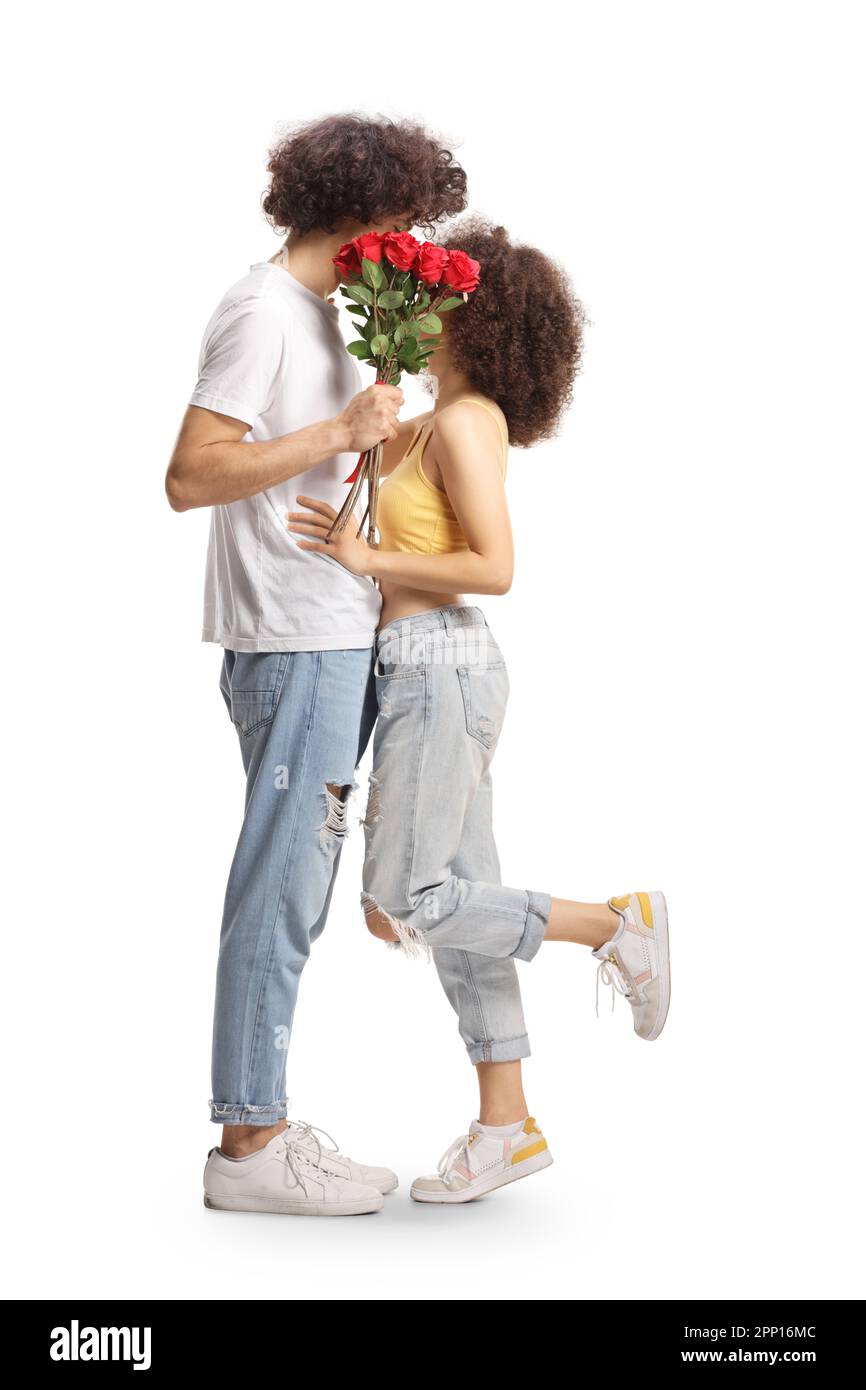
166;115;467;1216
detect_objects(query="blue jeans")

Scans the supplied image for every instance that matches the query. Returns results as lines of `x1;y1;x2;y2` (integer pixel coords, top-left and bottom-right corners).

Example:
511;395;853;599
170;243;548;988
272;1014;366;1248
361;606;552;1064
210;647;377;1125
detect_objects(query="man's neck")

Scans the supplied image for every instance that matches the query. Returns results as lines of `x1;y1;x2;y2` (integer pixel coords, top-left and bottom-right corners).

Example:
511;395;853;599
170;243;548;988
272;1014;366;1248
269;233;341;301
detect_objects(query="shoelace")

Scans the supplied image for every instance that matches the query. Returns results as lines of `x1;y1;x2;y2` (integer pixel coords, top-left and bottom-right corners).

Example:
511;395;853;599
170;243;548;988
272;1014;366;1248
595;951;637;1018
284;1119;341;1169
435;1133;474;1187
277;1132;327;1197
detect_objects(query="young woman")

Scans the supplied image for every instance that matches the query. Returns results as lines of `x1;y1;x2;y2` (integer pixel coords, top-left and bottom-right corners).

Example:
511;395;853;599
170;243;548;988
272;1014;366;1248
289;217;670;1204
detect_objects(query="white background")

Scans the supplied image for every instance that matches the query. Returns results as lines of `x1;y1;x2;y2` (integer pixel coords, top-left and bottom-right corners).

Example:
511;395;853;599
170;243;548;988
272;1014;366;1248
3;0;864;1301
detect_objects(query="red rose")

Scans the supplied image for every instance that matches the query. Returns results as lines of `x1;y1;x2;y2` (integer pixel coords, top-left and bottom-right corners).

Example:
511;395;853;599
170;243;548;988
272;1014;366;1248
352;231;384;264
382;230;420;271
415;241;449;284
442;249;481;293
332;241;361;278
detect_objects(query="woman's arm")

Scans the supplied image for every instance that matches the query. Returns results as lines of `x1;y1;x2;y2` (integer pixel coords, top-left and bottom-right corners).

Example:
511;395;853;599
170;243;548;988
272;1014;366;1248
288;401;514;596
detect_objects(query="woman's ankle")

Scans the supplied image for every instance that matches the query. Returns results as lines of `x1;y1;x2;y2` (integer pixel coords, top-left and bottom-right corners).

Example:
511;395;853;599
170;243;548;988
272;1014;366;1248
546;899;619;948
477;1108;530;1127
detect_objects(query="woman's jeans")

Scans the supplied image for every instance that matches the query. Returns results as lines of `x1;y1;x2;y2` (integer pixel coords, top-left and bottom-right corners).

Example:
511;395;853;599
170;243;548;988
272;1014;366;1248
362;606;552;1063
210;647;377;1125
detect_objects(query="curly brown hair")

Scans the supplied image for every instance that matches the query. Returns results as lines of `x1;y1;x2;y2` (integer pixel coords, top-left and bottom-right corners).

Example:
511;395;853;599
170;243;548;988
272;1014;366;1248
438;218;586;447
262;114;467;237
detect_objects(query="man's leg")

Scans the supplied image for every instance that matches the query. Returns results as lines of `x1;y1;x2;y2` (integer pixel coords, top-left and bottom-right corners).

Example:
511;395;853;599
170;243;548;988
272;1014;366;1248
211;647;376;1147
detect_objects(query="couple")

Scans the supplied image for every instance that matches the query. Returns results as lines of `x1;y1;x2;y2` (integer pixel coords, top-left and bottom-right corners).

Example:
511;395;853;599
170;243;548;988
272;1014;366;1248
167;113;671;1215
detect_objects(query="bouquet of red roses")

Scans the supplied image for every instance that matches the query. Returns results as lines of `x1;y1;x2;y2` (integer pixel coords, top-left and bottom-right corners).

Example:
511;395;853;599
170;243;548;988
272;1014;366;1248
327;230;480;539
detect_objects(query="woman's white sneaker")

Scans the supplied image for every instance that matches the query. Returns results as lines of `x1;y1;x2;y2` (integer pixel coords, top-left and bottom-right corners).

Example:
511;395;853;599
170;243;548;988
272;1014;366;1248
410;1118;553;1204
203;1129;384;1215
592;890;671;1040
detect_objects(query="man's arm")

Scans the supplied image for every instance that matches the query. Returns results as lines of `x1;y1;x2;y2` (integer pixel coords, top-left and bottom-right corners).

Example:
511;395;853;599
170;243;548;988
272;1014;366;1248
165;384;404;512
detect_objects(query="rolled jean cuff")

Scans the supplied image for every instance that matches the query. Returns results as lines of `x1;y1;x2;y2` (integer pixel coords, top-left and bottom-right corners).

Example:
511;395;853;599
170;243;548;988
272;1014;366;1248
511;890;551;962
466;1032;531;1065
209;1099;288;1126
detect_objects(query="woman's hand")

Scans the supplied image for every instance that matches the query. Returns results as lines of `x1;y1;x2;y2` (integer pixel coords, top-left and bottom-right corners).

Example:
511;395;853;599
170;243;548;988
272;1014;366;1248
287;497;374;576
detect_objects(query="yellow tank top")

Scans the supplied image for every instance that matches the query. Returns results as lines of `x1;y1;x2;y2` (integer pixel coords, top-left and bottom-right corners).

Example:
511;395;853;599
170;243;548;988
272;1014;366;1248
377;395;509;555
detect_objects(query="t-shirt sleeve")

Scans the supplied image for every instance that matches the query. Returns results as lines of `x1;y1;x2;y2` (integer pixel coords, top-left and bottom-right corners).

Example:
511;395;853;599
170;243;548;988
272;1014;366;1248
188;298;287;428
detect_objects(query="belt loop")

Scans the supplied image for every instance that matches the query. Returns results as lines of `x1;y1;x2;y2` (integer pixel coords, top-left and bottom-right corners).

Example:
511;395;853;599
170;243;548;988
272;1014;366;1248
441;608;456;634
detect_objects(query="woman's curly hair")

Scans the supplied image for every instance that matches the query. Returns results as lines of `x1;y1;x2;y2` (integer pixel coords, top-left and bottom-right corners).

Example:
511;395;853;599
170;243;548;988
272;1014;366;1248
262;114;467;237
438;217;587;447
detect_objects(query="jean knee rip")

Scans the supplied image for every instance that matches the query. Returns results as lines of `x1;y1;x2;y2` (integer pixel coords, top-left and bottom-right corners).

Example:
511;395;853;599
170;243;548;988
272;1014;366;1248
318;781;356;849
361;891;431;961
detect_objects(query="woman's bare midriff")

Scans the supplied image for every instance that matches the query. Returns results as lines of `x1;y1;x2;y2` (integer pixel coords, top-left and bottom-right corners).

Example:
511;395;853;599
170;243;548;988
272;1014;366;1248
378;579;465;630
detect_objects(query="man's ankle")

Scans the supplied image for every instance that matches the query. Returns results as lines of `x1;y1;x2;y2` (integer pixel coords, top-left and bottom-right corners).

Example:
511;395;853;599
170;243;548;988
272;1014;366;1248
219;1118;287;1159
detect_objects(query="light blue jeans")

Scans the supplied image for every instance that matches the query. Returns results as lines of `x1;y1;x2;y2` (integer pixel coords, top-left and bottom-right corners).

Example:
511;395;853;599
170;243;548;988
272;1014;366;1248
362;606;551;1063
210;647;377;1125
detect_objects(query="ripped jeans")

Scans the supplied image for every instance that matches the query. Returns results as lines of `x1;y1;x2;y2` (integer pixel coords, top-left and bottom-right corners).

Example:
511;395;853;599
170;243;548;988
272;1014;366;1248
210;647;377;1125
362;606;552;1064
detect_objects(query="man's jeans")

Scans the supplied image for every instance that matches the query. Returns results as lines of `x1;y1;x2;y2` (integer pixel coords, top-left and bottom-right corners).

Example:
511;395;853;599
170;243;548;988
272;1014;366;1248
361;606;552;1064
210;647;377;1126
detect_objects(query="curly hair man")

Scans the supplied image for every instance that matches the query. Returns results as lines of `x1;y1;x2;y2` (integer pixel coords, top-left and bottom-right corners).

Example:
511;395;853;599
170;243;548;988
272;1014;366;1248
167;114;467;1217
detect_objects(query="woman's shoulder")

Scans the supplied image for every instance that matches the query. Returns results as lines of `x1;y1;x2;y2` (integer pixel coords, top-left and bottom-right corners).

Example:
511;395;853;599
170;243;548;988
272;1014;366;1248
433;393;507;438
430;395;509;464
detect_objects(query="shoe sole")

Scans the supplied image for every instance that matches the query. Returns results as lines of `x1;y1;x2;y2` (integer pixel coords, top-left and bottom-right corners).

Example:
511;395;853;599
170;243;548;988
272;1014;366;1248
204;1192;383;1216
643;890;671;1041
409;1148;553;1203
377;1176;399;1194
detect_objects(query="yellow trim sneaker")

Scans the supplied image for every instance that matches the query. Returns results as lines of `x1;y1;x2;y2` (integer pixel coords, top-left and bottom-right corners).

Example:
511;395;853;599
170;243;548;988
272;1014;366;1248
592;890;670;1040
410;1117;553;1204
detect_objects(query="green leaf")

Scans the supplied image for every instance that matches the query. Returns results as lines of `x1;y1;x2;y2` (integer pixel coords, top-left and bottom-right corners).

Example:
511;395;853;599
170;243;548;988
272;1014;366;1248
417;313;442;334
370;333;391;356
347;340;372;358
437;296;463;312
377;288;405;309
345;283;373;305
361;257;384;290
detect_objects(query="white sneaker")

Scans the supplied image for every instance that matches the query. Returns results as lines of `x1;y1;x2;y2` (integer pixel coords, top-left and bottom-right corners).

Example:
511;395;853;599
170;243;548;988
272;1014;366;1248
284;1119;398;1194
203;1129;384;1216
410;1118;553;1204
593;890;671;1040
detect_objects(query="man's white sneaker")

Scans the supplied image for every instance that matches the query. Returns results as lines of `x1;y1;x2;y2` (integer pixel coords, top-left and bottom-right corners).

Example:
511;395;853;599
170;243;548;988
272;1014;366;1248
592;890;671;1040
283;1119;398;1194
203;1129;384;1216
410;1117;553;1204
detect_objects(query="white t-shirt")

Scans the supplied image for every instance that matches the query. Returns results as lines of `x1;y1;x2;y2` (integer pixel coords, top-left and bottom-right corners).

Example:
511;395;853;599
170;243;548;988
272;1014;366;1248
189;261;381;652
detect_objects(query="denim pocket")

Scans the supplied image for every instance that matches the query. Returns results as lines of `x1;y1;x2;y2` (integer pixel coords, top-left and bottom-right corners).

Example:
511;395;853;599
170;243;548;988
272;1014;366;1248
457;662;509;749
226;652;290;737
